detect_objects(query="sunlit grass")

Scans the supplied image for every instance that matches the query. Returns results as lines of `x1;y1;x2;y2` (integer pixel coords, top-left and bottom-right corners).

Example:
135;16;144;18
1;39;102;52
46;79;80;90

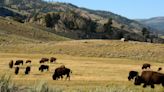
0;53;164;92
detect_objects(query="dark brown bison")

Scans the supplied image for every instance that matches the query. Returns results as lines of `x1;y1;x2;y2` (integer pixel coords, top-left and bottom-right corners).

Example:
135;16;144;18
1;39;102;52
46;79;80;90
9;60;14;68
25;66;31;75
26;60;31;64
50;57;57;63
158;67;162;71
134;71;164;88
39;65;49;72
15;60;23;65
52;66;72;80
128;71;138;81
39;58;49;63
142;63;151;69
15;67;19;75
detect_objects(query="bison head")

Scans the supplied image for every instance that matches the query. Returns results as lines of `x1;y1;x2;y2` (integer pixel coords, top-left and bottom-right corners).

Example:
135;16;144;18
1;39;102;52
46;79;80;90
52;74;57;80
128;76;132;81
134;76;142;85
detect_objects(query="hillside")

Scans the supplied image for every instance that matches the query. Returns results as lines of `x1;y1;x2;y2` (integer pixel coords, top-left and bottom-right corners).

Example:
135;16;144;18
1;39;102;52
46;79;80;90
0;17;70;44
0;0;163;43
136;17;164;35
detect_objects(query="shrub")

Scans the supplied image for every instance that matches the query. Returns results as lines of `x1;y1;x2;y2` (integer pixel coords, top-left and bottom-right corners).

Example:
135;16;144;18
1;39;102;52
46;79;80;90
0;74;18;92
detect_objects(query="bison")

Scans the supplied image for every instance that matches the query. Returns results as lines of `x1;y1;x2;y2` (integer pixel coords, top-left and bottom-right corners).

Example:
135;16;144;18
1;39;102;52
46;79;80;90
52;66;72;80
134;71;164;88
15;67;19;75
9;60;14;69
142;63;151;69
50;57;57;63
26;60;31;64
128;71;138;81
15;60;23;65
39;58;49;63
25;66;31;75
39;65;49;72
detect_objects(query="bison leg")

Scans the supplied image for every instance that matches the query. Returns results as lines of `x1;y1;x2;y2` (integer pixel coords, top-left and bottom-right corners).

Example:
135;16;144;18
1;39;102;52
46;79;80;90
162;82;164;87
60;75;63;80
143;83;147;88
151;84;155;88
66;74;70;80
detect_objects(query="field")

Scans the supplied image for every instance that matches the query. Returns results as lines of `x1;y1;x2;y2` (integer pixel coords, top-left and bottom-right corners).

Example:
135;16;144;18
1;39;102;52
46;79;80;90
0;40;164;92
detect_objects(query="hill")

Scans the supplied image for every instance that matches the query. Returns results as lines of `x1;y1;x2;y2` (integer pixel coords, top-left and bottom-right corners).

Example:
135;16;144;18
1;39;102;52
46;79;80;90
0;16;70;44
0;0;163;43
136;17;164;35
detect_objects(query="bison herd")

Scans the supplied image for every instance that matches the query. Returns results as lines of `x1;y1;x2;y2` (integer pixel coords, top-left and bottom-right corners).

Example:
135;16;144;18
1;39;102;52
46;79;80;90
8;58;164;89
128;63;164;88
8;57;72;80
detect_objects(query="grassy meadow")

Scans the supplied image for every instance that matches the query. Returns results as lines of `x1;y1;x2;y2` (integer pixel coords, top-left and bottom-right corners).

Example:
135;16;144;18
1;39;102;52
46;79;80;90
0;40;164;92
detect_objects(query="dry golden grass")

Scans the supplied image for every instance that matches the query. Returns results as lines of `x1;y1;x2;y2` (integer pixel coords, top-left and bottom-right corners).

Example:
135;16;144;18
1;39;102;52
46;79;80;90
0;53;164;92
0;40;163;62
0;40;163;91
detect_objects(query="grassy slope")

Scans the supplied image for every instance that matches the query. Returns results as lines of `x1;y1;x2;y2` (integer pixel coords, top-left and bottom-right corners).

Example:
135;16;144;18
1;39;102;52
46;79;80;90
0;40;163;63
0;17;70;44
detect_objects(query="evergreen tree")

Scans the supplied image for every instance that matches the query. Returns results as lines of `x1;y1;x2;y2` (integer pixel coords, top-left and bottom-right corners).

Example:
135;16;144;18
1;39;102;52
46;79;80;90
45;13;52;27
142;27;150;38
103;18;113;33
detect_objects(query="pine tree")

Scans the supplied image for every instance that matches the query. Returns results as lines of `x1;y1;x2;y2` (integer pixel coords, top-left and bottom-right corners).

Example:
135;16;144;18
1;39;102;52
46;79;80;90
45;13;52;27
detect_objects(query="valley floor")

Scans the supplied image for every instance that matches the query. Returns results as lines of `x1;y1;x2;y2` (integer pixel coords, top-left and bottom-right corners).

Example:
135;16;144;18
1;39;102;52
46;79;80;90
0;53;164;92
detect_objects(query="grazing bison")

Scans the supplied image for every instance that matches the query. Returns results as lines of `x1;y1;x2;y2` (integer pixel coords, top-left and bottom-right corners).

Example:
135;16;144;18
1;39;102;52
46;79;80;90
142;63;151;69
15;60;23;65
158;67;162;71
39;65;49;72
52;66;72;80
134;71;164;88
50;57;57;63
15;67;19;75
9;60;14;69
26;60;31;64
25;66;31;75
39;58;49;63
128;71;138;81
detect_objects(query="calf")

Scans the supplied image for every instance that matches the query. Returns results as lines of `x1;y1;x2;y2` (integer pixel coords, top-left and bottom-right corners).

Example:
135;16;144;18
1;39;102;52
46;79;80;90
134;71;164;88
39;58;49;63
26;60;31;64
9;60;14;69
128;71;138;81
15;67;19;75
142;63;151;69
50;57;57;63
15;60;23;65
39;65;49;72
25;66;31;75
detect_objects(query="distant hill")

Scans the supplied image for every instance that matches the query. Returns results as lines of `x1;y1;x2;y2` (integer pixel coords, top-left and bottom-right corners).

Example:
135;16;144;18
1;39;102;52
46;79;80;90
0;0;163;43
136;17;164;35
